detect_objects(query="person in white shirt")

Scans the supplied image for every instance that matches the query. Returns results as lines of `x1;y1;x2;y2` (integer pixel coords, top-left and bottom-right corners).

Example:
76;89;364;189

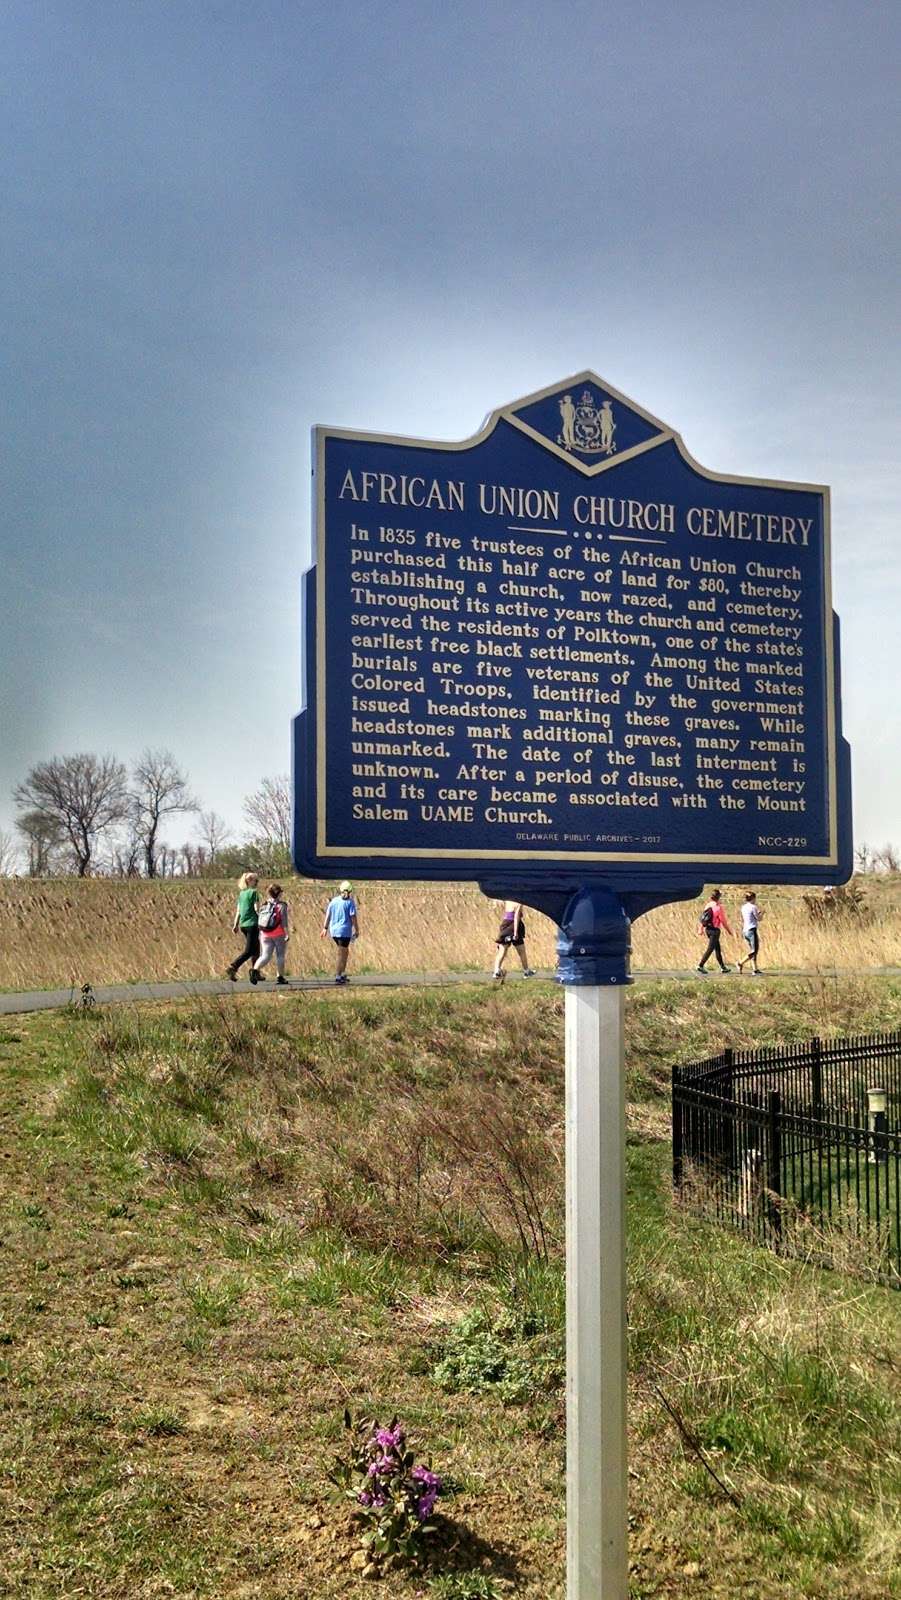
737;891;763;975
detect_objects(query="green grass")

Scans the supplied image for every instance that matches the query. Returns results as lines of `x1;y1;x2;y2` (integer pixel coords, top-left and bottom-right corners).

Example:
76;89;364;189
428;1576;504;1598
0;981;899;1597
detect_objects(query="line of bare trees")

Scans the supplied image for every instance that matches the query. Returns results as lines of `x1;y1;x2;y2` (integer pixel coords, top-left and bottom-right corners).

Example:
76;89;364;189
5;752;292;879
855;842;901;874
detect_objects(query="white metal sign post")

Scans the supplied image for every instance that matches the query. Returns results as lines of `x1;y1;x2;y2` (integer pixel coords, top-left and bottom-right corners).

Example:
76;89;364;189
566;981;627;1597
557;886;631;1599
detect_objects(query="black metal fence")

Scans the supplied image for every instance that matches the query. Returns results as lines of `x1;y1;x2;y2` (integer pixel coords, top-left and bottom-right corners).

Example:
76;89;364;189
672;1030;901;1288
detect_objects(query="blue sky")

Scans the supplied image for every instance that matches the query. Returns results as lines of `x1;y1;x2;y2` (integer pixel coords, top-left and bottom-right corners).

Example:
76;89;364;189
2;0;899;855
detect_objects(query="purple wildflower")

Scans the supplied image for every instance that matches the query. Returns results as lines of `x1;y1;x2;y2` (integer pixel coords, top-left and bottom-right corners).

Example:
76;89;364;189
412;1466;441;1489
416;1491;438;1520
358;1491;373;1507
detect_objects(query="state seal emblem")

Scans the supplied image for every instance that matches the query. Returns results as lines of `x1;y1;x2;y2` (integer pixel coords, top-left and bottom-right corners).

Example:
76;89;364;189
557;389;617;456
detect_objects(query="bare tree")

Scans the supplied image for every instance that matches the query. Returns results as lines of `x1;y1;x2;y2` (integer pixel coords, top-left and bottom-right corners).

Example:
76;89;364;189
108;825;143;878
177;811;232;878
243;775;291;852
156;843;181;878
16;809;64;876
874;842;900;874
14;754;131;877
181;842;208;877
132;749;198;878
197;809;231;858
0;829;19;875
855;842;874;874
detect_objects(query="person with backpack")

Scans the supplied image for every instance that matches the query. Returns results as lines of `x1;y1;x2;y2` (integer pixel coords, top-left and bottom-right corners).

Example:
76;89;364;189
320;880;358;984
253;883;291;985
696;889;734;974
226;871;262;982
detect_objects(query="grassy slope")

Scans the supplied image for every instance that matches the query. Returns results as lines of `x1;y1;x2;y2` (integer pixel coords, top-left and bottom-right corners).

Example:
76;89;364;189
1;980;899;1599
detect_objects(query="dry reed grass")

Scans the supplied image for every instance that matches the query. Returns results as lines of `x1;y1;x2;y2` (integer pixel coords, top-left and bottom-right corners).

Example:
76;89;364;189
1;875;900;991
634;889;901;974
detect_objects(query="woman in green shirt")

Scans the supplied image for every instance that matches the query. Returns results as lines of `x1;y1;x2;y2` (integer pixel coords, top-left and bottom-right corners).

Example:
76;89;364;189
226;872;262;982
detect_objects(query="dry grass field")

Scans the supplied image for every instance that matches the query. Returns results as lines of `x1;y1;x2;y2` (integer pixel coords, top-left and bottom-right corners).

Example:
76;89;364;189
2;875;901;991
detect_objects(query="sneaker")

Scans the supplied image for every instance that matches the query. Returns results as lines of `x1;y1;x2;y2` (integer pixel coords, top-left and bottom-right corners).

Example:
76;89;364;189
521;969;536;978
225;968;237;982
696;965;708;974
276;976;289;986
492;971;506;983
334;973;348;985
249;969;258;985
719;966;733;974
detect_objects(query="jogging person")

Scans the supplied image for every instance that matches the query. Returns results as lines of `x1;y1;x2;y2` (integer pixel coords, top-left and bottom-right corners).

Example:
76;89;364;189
697;889;734;974
321;880;358;984
737;890;763;974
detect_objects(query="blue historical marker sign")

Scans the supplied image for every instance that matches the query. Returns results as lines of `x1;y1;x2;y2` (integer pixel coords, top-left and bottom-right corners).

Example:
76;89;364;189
293;373;851;892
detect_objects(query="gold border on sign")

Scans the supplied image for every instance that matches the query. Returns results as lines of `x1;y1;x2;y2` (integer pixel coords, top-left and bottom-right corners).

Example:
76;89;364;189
313;373;838;869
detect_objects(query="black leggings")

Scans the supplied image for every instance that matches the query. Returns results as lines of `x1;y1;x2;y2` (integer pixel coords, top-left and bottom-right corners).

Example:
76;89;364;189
231;924;260;972
699;930;728;971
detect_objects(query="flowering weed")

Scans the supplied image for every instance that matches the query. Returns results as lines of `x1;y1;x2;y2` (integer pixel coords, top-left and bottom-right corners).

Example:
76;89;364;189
329;1410;443;1571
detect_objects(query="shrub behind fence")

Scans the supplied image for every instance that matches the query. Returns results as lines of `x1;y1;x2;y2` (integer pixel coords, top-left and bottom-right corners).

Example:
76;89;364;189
672;1030;901;1288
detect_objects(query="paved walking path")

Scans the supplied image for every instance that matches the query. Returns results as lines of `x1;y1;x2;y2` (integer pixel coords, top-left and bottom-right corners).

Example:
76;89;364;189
3;967;901;1015
0;973;488;1014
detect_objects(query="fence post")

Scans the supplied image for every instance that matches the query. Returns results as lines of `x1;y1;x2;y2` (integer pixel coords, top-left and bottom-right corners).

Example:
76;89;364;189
677;1034;898;1285
672;1068;683;1191
811;1038;823;1120
721;1047;735;1173
767;1090;783;1241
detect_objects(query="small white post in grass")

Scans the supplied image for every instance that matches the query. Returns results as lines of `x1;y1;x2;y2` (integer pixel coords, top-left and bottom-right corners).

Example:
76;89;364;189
565;981;627;1598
